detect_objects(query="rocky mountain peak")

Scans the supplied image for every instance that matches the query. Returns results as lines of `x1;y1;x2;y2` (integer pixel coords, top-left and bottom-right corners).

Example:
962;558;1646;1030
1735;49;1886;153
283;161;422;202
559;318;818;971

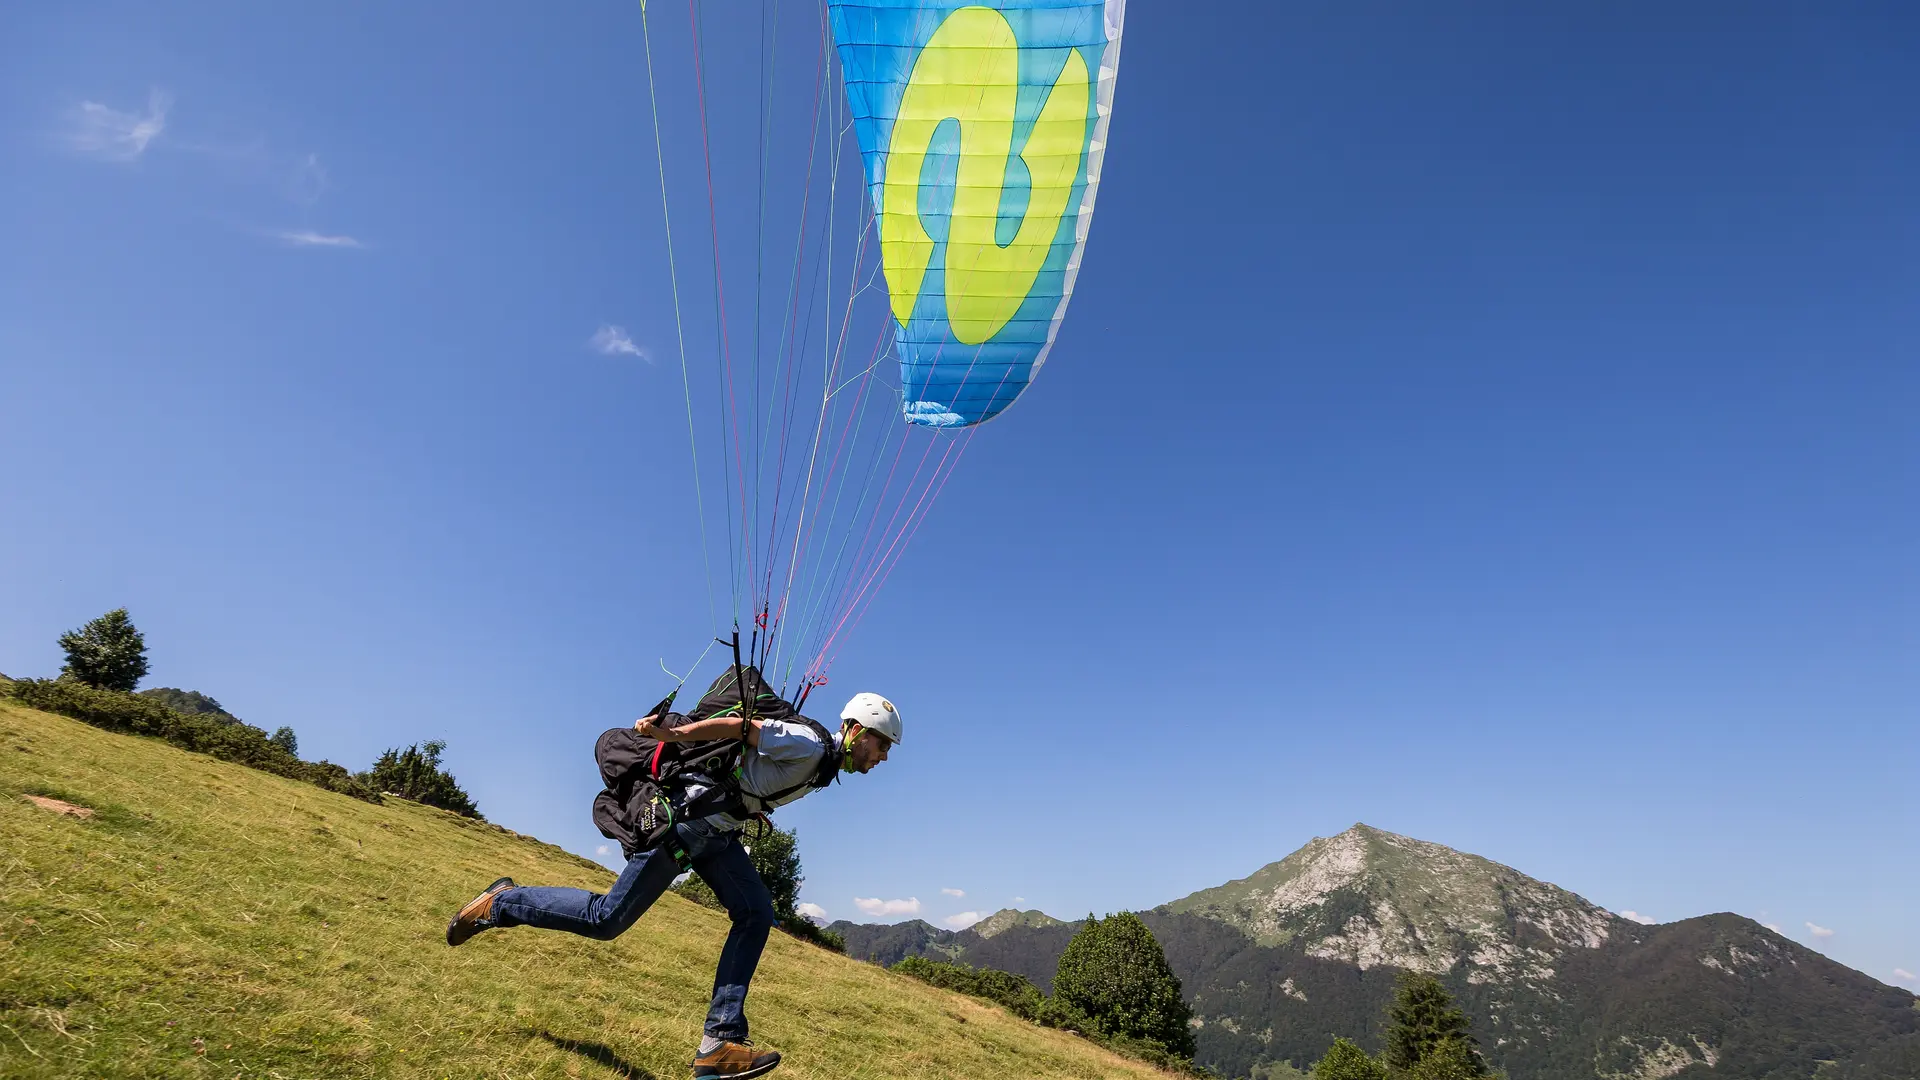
969;908;1067;939
1162;823;1621;981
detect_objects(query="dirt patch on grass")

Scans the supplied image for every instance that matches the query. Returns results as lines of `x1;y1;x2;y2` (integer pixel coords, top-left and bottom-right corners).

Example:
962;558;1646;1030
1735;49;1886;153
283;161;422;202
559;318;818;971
23;794;94;819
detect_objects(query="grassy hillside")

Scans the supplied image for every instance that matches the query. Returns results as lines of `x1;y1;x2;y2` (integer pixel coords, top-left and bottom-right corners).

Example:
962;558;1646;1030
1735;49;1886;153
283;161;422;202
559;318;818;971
0;700;1166;1079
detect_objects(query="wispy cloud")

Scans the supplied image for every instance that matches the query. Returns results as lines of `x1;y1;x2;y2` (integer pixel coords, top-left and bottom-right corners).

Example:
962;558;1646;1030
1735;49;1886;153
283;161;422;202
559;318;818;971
1619;910;1657;925
63;93;360;245
853;896;920;918
1011;896;1026;904
286;152;330;206
1806;922;1835;940
274;229;364;249
595;845;611;856
589;324;649;361
796;902;828;923
943;911;984;930
1763;922;1784;934
941;887;966;898
66;90;170;162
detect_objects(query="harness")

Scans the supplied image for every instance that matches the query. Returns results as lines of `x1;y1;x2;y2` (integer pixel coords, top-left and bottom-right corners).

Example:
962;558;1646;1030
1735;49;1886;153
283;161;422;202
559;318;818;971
595;632;847;864
641;716;840;868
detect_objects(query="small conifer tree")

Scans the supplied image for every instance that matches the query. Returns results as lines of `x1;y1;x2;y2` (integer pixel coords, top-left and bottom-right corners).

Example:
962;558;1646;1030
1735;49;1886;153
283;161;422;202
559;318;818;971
1383;973;1489;1077
57;608;149;692
269;726;299;758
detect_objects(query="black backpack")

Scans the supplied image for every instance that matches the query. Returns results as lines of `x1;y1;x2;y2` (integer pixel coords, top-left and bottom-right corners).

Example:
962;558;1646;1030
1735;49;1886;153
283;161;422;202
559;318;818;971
590;666;838;860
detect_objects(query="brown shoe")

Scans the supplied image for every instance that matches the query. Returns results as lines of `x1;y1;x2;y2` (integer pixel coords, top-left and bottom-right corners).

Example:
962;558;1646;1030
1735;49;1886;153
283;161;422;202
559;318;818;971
446;877;514;946
692;1040;781;1079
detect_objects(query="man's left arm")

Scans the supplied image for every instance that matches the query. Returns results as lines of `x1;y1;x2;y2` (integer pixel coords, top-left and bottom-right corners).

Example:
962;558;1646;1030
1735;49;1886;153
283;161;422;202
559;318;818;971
634;714;762;747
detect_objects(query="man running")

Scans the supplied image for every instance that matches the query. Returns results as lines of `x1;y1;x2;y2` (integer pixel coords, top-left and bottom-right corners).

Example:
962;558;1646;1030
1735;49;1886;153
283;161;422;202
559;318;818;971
444;690;902;1079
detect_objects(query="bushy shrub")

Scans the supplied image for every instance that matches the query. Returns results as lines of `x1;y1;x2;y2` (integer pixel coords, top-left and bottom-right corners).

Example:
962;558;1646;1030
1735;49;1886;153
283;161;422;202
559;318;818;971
4;678;376;802
891;954;1214;1077
1313;1038;1388;1080
893;956;1047;1019
779;914;846;952
358;740;481;819
1053;911;1196;1058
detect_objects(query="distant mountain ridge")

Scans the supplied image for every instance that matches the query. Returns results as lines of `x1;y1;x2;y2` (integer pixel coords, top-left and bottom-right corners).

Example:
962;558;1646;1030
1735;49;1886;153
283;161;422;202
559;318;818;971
971;908;1065;938
831;824;1918;1080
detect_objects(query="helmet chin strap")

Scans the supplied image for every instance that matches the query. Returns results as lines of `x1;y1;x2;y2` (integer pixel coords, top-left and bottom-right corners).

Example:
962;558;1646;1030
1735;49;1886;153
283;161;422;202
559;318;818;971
839;721;862;772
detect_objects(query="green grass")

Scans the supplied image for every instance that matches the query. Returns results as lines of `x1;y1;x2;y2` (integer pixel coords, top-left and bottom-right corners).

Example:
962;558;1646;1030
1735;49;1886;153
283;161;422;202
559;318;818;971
0;700;1167;1079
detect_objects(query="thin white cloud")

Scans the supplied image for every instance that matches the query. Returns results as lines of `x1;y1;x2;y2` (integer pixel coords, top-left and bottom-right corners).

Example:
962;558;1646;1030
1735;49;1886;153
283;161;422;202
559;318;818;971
943;911;984;930
1763;922;1784;934
1894;968;1916;984
1806;922;1835;940
796;902;828;923
1619;910;1657;925
286;152;330;206
590;324;649;361
853;896;920;918
941;887;965;898
274;229;364;249
1011;896;1026;904
595;844;611;856
67;90;170;162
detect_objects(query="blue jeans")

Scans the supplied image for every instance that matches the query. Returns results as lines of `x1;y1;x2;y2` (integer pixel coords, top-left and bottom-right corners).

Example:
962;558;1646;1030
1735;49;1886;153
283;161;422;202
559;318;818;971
490;820;775;1042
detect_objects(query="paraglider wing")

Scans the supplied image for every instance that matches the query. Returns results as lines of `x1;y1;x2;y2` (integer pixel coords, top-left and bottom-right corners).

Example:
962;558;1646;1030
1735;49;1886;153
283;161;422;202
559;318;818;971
829;0;1126;427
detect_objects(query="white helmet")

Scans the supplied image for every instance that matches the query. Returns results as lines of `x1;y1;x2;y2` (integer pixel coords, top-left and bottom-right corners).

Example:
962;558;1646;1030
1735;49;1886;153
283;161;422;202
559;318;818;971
841;692;902;745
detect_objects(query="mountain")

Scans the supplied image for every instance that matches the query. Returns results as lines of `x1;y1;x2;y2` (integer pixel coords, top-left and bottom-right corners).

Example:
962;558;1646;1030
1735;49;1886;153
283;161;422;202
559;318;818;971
971;908;1066;938
1164;824;1617;980
833;825;1919;1079
827;917;965;966
826;907;1067;968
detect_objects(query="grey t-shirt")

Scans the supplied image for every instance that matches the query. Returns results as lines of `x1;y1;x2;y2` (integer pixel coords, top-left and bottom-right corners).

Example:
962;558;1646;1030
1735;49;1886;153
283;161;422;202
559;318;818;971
704;718;832;831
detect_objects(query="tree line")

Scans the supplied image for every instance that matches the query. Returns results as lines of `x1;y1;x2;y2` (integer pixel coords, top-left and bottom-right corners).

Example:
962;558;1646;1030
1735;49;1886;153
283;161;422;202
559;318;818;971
7;607;481;818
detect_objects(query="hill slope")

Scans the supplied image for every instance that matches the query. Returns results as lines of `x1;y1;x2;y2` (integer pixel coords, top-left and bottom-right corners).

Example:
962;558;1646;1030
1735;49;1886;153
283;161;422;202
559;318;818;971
0;700;1166;1079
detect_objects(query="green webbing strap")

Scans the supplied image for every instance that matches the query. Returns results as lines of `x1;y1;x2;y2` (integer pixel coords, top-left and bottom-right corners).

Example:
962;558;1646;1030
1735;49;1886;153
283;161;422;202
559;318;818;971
664;832;692;872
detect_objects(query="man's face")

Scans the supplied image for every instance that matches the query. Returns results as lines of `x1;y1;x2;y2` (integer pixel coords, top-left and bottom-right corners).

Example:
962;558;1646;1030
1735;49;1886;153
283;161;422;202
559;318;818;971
848;727;892;773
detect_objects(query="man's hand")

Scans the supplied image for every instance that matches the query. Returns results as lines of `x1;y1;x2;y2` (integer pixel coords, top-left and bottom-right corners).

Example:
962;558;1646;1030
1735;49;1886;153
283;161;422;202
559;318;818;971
634;714;672;741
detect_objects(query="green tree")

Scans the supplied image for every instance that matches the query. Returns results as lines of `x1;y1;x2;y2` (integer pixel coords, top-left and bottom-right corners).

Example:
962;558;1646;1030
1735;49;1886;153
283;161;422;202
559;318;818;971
269;726;299;758
1052;911;1195;1058
357;740;482;819
1405;1037;1492;1080
675;822;804;919
1383;973;1489;1077
1313;1038;1388;1080
57;608;149;692
671;822;843;950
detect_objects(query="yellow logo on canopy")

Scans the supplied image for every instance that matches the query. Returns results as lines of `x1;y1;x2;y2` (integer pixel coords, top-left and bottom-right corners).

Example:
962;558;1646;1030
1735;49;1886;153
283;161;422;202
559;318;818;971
881;6;1090;345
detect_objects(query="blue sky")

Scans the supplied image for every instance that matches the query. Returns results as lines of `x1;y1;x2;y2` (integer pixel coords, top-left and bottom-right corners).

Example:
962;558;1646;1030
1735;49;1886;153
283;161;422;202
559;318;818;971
2;3;1914;988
